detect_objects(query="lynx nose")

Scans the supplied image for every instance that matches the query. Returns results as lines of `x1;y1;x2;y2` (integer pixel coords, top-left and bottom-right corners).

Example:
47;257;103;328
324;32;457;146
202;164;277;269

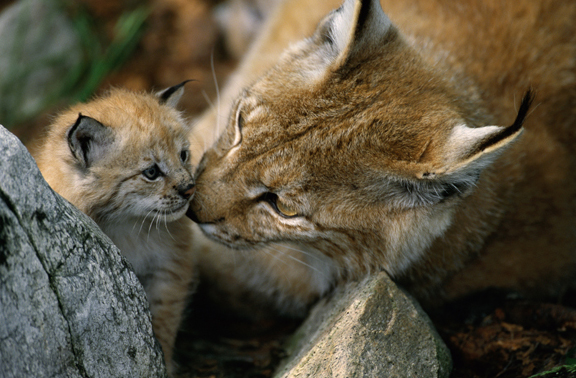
177;183;195;199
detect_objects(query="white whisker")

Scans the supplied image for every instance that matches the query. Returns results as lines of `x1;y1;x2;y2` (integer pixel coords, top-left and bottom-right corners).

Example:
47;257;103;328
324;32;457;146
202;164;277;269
138;209;155;236
270;242;325;263
164;210;176;241
259;246;289;267
155;210;161;231
267;244;327;279
201;89;215;110
210;49;221;138
148;211;160;241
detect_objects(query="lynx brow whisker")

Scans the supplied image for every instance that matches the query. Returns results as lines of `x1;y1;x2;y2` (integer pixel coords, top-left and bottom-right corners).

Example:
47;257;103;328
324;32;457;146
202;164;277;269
200;89;227;150
210;48;222;138
201;90;215;111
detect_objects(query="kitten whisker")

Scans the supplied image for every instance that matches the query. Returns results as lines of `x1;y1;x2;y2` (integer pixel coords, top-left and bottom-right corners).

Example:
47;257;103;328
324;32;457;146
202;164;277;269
139;209;155;237
156;210;162;231
164;210;176;241
148;211;160;241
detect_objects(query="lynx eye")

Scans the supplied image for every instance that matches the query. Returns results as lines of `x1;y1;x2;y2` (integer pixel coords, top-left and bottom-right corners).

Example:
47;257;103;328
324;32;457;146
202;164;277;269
142;164;162;181
262;193;299;218
180;149;189;163
276;199;298;217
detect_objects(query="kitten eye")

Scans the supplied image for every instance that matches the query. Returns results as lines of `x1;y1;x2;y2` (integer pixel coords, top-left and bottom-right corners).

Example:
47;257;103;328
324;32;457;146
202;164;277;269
180;149;189;163
142;164;162;181
263;193;299;218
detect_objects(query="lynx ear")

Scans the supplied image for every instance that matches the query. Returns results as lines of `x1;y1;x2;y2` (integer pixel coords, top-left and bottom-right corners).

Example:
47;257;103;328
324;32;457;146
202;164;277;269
394;91;534;207
67;113;114;169
438;90;534;177
314;0;393;69
156;80;193;108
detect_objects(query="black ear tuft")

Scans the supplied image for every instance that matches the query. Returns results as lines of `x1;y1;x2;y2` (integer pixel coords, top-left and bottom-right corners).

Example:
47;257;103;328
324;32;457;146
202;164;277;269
511;89;535;131
157;80;195;107
67;113;114;169
473;89;535;154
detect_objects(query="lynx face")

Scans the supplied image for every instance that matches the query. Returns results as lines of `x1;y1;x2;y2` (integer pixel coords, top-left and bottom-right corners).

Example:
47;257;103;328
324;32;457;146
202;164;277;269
40;84;196;225
190;0;531;276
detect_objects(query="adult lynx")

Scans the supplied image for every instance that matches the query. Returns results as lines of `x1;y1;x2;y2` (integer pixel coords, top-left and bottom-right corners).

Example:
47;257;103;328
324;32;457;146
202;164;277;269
35;84;197;374
189;0;576;311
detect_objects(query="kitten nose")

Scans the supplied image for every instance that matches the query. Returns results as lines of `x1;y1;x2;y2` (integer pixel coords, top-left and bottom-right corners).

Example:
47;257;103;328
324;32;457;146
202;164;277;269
177;183;195;199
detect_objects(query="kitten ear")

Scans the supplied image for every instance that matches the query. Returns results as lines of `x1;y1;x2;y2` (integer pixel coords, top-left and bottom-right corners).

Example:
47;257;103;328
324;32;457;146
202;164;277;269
313;0;393;69
67;113;114;169
156;80;193;108
395;91;534;207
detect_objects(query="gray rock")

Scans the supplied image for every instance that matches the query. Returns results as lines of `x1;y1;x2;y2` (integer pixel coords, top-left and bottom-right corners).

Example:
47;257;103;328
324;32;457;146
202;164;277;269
275;272;452;378
0;124;167;378
0;0;83;126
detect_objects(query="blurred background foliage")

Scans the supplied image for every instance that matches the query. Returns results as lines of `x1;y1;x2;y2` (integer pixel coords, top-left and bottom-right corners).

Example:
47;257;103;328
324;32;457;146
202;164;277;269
0;0;148;129
0;0;234;146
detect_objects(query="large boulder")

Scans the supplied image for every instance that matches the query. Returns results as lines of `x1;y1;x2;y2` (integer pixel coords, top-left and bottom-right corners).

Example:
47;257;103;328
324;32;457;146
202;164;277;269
275;272;452;378
0;124;167;378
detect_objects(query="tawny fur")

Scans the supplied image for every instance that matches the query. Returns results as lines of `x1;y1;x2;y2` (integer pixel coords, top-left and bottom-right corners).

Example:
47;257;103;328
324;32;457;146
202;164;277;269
189;0;576;314
34;87;197;375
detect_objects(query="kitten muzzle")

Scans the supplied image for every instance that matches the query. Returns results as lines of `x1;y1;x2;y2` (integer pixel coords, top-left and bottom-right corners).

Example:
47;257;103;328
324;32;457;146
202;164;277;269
177;183;196;200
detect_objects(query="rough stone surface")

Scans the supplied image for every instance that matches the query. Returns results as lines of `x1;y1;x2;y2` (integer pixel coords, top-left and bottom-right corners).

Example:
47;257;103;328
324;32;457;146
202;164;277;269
275;272;452;378
0;125;167;378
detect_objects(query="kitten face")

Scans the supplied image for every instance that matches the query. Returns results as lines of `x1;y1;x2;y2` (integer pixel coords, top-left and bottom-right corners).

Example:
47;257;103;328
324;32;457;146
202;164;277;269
91;122;194;223
51;86;195;224
190;0;529;275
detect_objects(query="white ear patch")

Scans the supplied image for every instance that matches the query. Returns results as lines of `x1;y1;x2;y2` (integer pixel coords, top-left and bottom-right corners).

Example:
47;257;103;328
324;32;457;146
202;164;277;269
324;0;393;66
329;0;358;55
443;123;523;175
446;124;503;159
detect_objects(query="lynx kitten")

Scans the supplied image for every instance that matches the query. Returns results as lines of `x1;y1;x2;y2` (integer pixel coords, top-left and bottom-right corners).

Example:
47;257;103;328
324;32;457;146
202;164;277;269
34;83;196;374
189;0;576;312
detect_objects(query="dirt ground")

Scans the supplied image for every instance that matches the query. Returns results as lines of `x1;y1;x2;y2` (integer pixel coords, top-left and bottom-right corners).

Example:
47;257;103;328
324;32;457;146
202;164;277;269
9;0;576;377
